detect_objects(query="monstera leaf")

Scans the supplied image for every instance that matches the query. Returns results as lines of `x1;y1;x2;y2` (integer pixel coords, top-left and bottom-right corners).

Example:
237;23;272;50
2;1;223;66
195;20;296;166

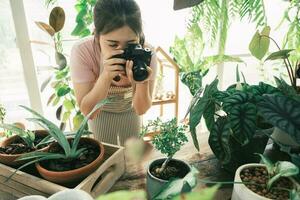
208;116;231;164
258;94;300;144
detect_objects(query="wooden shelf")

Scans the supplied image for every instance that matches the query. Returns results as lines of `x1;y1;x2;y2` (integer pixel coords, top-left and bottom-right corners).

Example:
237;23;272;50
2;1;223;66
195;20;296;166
152;98;176;105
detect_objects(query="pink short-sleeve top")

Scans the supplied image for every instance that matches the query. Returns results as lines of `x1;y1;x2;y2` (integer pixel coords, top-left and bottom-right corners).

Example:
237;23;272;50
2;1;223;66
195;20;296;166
70;36;157;84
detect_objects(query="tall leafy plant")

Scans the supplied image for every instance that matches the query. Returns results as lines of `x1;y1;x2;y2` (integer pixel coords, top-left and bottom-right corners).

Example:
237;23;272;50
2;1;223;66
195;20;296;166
190;0;267;56
170;22;243;95
36;7;85;131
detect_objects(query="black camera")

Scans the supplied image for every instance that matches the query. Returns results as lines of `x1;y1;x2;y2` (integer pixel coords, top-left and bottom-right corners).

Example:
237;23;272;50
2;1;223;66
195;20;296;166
112;43;152;82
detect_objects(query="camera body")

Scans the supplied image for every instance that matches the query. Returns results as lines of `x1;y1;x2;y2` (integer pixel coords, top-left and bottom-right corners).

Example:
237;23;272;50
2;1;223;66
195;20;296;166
112;43;152;82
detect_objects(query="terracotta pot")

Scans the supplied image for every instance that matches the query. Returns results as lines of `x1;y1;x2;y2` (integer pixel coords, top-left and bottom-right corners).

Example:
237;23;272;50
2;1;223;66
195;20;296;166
0;130;49;166
146;158;191;200
36;137;105;184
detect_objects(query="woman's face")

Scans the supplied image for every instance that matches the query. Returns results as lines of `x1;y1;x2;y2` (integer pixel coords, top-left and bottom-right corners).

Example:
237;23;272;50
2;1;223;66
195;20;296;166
99;25;139;56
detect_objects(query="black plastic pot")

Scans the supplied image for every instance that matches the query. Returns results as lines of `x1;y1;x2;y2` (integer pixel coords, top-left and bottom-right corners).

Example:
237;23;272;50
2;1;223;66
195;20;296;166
146;158;191;200
222;128;273;173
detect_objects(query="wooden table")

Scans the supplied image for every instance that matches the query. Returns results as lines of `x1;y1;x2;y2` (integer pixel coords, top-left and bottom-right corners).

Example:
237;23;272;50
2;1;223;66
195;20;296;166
109;131;234;200
0;131;234;200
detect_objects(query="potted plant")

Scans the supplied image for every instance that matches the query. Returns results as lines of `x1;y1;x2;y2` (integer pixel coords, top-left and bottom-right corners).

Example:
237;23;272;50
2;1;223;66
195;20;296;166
7;99;109;184
140;118;194;199
232;154;300;200
34;6;84;131
249;27;300;148
188;70;278;172
0;123;50;166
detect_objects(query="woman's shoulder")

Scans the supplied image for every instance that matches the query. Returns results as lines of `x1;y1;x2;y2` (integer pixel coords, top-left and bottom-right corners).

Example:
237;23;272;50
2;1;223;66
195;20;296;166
72;36;96;52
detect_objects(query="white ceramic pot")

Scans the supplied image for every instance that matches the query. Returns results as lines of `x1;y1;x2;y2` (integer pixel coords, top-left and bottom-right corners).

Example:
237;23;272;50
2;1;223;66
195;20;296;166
48;189;94;200
18;196;47;200
231;163;271;200
271;127;300;148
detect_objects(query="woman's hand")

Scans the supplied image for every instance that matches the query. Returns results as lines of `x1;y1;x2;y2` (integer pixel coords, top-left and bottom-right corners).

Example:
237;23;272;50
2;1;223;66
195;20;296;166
123;60;153;84
101;49;126;81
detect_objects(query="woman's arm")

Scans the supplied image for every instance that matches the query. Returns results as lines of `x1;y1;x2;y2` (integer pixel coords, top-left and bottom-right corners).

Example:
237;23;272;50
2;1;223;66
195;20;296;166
73;73;111;119
132;80;155;115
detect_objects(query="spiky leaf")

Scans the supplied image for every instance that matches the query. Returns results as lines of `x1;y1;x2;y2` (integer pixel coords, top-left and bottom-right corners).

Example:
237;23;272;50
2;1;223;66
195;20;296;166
154;167;198;199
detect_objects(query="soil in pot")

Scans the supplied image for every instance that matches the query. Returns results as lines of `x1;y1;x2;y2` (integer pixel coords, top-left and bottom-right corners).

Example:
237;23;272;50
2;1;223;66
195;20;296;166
40;139;100;171
240;166;293;200
150;159;190;180
0;134;47;154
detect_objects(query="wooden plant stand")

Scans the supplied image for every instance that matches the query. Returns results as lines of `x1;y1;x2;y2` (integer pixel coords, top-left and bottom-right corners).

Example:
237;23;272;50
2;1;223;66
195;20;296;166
0;143;125;198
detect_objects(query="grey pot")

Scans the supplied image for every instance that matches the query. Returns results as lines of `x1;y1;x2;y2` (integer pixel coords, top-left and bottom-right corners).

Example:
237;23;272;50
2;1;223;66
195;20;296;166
146;158;191;200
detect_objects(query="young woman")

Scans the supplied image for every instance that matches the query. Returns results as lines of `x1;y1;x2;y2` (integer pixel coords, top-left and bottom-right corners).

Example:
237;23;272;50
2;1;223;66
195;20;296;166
70;0;157;145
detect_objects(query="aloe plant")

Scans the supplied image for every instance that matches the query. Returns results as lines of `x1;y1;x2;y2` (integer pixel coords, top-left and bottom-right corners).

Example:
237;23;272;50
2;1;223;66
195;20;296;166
6;99;109;180
0;124;49;149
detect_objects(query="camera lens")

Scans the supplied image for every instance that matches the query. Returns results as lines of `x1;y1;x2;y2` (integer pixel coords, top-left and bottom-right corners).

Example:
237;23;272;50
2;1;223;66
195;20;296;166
132;62;148;81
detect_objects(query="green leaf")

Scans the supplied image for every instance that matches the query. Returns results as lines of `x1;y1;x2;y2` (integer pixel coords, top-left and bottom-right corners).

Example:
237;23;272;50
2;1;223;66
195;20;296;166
96;190;146;200
76;8;87;23
265;49;294;61
62;111;71;123
56;86;71;97
189;78;219;151
49;7;65;32
71;21;86;36
52;96;60;106
258;94;300;144
255;153;274;174
229;103;257;145
172;184;219;200
63;99;74;111
154;167;198;199
71;99;109;154
249;26;270;60
0;124;34;147
290;189;300;200
73;113;84;131
274;77;297;98
20;105;71;156
208;117;231;165
267;161;299;189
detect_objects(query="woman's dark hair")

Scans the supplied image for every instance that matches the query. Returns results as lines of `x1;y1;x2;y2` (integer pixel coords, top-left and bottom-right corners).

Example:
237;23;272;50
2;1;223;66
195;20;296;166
94;0;145;45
